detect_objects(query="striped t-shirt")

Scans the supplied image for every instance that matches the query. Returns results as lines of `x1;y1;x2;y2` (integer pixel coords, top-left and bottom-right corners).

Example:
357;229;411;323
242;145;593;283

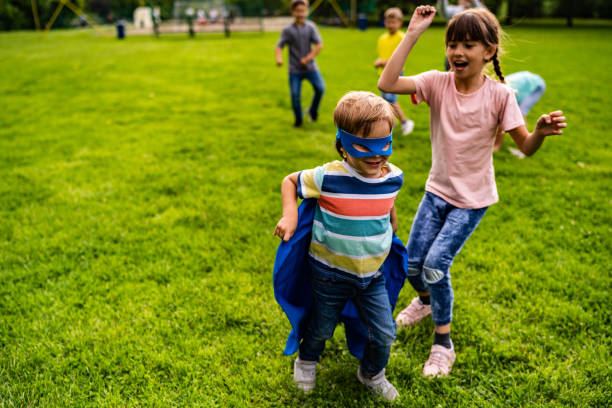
297;160;403;285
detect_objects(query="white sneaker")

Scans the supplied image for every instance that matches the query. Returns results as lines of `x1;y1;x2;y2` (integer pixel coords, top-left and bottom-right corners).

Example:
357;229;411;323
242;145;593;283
357;368;399;402
508;147;526;159
293;357;316;393
401;119;415;135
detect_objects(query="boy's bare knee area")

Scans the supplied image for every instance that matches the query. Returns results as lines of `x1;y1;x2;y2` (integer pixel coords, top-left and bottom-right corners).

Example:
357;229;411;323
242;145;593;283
423;266;444;284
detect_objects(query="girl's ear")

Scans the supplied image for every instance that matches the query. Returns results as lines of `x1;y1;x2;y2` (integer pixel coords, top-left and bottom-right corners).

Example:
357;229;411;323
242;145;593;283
485;45;497;62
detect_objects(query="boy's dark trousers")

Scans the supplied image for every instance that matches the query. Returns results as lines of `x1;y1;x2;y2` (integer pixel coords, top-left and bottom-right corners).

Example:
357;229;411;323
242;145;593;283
289;71;325;125
299;261;395;377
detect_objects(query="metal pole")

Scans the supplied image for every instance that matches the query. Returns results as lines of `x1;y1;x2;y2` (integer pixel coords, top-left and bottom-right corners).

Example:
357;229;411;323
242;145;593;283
309;0;325;14
327;0;349;27
31;0;41;30
63;0;100;31
44;0;66;32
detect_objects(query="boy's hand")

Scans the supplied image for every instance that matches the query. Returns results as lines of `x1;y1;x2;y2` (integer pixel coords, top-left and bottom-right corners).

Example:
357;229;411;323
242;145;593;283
374;58;387;68
299;57;309;66
274;215;298;242
407;5;436;36
534;110;567;137
275;47;284;66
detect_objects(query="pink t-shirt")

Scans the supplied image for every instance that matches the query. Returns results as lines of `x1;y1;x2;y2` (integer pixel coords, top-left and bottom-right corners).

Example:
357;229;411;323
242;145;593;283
413;70;524;209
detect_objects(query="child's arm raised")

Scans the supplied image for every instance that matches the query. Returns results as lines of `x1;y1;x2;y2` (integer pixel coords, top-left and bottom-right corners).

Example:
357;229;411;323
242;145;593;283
274;172;299;242
507;110;567;156
378;5;436;94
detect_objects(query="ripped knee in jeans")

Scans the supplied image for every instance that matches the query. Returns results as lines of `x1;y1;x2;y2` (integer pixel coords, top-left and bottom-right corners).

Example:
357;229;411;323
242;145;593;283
423;266;445;284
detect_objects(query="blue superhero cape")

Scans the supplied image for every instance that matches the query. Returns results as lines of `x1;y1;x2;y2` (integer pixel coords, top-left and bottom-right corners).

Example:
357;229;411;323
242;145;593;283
273;199;408;360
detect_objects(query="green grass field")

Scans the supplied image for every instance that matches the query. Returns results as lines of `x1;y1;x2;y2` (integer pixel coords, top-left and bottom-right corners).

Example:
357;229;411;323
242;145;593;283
0;23;611;407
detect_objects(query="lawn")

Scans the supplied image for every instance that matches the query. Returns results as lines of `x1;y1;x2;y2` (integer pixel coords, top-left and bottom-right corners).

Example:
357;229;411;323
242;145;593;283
0;22;610;407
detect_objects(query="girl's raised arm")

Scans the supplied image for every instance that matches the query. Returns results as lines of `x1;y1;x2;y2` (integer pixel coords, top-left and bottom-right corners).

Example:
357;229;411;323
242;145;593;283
378;5;436;95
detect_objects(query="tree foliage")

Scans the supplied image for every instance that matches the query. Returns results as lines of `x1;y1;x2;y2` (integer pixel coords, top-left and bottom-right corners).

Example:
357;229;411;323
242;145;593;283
1;0;611;31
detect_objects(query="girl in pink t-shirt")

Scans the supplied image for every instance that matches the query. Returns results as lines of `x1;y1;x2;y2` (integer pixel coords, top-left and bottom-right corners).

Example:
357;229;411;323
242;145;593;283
378;5;567;377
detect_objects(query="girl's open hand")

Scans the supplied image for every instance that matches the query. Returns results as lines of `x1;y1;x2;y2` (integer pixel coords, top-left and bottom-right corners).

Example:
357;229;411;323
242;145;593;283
274;216;297;242
407;5;436;36
535;110;567;137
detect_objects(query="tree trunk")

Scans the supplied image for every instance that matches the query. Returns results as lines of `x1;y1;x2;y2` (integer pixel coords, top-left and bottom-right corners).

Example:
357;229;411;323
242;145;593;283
565;0;574;27
505;0;513;25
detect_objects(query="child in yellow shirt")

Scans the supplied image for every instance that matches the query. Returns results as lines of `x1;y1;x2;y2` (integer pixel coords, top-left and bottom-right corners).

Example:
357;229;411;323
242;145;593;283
374;8;415;135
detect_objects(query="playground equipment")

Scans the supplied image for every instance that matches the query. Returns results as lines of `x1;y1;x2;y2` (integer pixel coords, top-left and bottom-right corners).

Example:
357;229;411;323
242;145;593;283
31;0;99;32
134;7;158;29
170;0;263;37
309;0;375;27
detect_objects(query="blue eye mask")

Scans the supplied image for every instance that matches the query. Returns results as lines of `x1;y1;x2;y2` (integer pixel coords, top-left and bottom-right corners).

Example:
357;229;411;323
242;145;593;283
336;128;393;158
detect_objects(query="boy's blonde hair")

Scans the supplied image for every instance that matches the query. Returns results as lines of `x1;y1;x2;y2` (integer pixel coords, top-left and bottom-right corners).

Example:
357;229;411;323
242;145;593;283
334;91;396;139
384;7;403;20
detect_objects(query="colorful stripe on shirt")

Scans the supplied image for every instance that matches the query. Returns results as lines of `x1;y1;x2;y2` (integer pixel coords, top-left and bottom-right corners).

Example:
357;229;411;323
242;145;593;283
297;160;403;280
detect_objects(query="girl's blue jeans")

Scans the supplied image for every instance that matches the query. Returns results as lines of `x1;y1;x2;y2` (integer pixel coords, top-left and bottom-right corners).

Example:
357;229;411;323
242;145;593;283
289;71;325;123
406;192;488;326
299;261;395;377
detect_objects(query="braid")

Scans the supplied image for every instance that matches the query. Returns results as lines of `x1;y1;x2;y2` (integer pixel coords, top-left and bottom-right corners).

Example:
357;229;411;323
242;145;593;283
491;51;505;83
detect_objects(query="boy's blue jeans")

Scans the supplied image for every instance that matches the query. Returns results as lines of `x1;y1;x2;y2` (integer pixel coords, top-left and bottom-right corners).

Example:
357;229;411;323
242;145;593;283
299;261;395;377
289;71;325;123
406;192;488;326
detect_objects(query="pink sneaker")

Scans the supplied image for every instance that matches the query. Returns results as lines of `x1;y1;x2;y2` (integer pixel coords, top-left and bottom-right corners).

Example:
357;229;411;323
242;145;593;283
422;345;456;377
395;297;431;327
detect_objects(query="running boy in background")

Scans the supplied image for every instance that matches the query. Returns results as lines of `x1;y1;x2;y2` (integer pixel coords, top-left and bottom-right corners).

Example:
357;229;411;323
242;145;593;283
275;0;325;128
274;91;404;401
374;7;415;135
495;71;547;155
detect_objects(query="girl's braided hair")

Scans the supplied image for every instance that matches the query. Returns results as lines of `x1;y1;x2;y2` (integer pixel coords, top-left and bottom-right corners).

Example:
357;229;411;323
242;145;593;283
491;50;504;82
445;8;506;83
